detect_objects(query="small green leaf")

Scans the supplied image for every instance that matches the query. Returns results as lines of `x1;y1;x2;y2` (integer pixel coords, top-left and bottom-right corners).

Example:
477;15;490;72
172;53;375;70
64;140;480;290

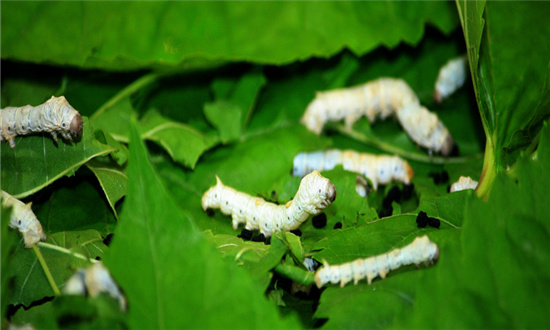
85;158;127;219
0;118;116;198
203;100;242;143
140;110;214;168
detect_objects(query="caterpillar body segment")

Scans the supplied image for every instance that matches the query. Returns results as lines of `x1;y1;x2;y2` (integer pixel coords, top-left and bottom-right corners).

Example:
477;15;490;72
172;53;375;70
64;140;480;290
301;78;418;135
449;176;478;192
292;149;414;191
64;262;127;311
434;55;468;103
1;190;46;248
0;96;83;148
300;78;455;156
201;170;336;237
314;235;439;288
395;104;454;156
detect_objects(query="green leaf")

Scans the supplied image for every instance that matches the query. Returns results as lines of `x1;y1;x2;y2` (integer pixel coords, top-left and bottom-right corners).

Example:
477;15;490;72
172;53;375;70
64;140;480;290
204;101;242;143
12;295;127;329
33;175;118;236
459;2;550;196
103;116;299;329
9;230;107;307
0;118;116;198
1;206;17;320
1;2;457;70
85;158;127;219
140;110;215;168
395;122;550;327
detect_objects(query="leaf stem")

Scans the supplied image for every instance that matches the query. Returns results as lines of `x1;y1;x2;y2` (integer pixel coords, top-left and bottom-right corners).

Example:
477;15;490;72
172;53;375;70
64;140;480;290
273;263;315;286
32;244;61;296
476;138;497;200
38;242;99;264
334;125;482;164
91;72;161;120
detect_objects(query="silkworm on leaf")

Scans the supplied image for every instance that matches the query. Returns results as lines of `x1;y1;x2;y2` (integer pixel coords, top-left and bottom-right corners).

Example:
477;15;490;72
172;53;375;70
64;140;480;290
64;262;127;311
201;170;336;237
300;78;454;156
292;149;414;191
434;55;468;103
1;190;46;248
0;96;83;148
314;235;439;288
449;176;478;192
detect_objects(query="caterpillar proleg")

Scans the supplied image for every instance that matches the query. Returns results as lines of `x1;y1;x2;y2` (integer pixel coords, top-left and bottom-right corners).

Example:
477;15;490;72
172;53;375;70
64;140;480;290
300;78;454;156
64;262;127;311
1;190;46;248
201;170;336;237
292;149;414;191
314;235;439;288
449;176;478;192
0;96;83;148
434;55;468;103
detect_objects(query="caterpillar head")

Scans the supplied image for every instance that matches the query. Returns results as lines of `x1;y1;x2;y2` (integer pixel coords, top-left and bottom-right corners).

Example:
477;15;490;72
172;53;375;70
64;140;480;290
201;176;225;211
70;113;83;139
314;259;332;288
301;170;336;213
17;206;46;248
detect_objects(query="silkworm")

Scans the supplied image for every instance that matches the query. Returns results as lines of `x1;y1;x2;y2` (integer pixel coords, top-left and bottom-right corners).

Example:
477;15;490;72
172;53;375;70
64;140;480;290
314;235;439;288
0;96;83;148
201;170;336;237
64;262;127;311
434;55;468;103
449;176;478;192
292;149;414;191
1;190;46;248
300;78;454;156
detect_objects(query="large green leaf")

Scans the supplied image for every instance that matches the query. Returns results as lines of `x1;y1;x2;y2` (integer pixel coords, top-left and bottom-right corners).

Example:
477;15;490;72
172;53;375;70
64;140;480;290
9;230;107;307
393;122;550;327
0;118;116;198
102;117;299;329
1;2;457;70
1;206;17;320
458;2;550;196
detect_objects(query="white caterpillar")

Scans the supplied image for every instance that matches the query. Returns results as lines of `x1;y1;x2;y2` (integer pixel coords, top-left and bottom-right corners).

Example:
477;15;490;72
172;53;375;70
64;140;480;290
314;235;439;288
301;78;454;156
449;176;478;192
1;190;46;248
292;149;414;191
64;262;127;311
0;96;83;148
201;170;336;237
434;55;468;103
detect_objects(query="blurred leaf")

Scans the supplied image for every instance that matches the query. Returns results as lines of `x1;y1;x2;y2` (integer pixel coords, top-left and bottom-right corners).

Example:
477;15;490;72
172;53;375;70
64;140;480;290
9;230;107;307
395;122;550;327
85;158;127;219
2;2;458;70
94;130;129;166
12;295;127;330
0;118;116;198
1;206;17;320
103;117;299;328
